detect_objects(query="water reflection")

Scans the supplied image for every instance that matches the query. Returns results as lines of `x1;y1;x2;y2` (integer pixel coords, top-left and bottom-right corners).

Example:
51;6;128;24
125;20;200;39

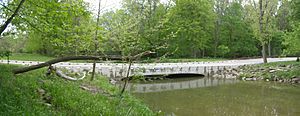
127;77;238;93
134;81;300;116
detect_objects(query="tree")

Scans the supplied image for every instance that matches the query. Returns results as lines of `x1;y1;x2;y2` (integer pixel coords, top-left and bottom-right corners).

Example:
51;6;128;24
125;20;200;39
219;2;259;58
283;0;300;62
17;0;94;56
246;0;279;63
100;0;170;57
91;0;102;81
0;0;25;36
163;0;215;58
283;23;300;61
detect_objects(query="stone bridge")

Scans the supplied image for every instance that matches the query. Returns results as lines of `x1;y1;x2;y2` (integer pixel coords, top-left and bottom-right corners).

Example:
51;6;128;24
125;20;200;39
0;57;296;80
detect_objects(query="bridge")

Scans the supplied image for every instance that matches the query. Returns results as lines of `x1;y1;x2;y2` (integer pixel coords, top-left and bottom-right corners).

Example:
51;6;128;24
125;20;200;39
0;57;296;80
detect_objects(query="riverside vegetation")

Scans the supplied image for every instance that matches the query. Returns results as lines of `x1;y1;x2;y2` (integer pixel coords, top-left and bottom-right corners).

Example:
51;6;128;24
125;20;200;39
238;61;300;83
0;64;155;115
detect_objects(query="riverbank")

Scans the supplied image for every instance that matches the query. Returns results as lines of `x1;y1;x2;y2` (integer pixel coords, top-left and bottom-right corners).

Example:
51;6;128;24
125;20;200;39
238;61;300;83
0;64;154;115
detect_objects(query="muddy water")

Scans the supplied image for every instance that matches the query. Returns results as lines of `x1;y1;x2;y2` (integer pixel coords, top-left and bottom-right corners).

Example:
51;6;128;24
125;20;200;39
132;77;300;116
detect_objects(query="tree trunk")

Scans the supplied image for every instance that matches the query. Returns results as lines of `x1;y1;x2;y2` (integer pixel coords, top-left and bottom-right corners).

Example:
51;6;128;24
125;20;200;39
91;60;97;81
56;69;87;81
268;40;271;57
262;43;268;63
7;55;10;64
13;51;154;74
91;0;102;81
12;55;123;74
0;0;26;35
214;20;220;58
297;56;299;62
259;0;268;63
120;61;132;95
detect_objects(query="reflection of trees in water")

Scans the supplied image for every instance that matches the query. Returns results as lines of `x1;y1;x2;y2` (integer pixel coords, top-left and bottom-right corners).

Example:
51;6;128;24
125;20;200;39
128;77;238;93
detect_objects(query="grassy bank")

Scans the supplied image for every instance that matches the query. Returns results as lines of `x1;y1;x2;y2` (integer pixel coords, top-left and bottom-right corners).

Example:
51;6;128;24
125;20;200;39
0;53;54;61
139;58;225;63
0;64;154;115
239;61;300;82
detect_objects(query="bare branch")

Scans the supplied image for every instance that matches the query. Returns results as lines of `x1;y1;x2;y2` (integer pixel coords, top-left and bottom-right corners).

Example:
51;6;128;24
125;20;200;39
56;69;87;81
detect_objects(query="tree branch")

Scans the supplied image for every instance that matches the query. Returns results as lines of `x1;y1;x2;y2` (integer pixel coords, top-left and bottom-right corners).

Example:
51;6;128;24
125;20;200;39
12;51;155;75
0;0;26;36
13;55;123;74
56;69;87;81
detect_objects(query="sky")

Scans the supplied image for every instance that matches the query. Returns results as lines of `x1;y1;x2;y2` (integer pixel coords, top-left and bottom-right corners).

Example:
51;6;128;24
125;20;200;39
84;0;170;15
83;0;122;14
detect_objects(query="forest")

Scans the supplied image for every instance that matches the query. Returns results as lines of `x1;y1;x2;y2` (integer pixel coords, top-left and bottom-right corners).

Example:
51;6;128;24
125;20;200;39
0;0;300;61
1;0;300;115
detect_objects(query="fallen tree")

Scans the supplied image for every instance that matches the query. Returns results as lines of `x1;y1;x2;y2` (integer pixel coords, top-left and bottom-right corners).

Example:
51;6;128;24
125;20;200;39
12;51;154;74
12;55;123;74
56;69;88;81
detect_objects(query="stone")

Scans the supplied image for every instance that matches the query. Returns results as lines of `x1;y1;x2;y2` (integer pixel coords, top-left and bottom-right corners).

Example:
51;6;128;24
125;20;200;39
269;69;276;73
244;78;252;81
291;77;300;83
109;79;117;85
278;79;284;83
37;88;46;96
44;103;52;107
243;77;257;81
279;64;286;67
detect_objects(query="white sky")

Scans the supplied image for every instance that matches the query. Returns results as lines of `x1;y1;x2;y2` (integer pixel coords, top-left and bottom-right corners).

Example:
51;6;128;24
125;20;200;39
84;0;170;15
84;0;122;14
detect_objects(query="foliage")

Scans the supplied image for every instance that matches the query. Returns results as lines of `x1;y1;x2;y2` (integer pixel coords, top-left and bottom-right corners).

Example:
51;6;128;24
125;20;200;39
2;0;96;56
219;2;259;57
164;0;215;58
0;0;298;59
0;50;11;59
0;64;154;115
283;22;300;57
0;53;54;61
283;0;300;58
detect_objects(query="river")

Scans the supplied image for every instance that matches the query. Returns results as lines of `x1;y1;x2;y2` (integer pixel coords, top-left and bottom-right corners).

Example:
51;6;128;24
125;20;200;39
129;77;300;116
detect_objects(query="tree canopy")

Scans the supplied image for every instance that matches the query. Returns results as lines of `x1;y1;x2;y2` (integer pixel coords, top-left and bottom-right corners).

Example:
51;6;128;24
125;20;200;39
0;0;299;61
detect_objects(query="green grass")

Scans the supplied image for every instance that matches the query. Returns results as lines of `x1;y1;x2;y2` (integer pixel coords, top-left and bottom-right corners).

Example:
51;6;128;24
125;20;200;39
260;61;300;67
241;61;300;80
0;64;154;115
1;53;54;61
140;58;225;63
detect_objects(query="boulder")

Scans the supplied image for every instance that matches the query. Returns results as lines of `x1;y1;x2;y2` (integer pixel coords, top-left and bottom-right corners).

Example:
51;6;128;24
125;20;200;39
269;69;276;73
